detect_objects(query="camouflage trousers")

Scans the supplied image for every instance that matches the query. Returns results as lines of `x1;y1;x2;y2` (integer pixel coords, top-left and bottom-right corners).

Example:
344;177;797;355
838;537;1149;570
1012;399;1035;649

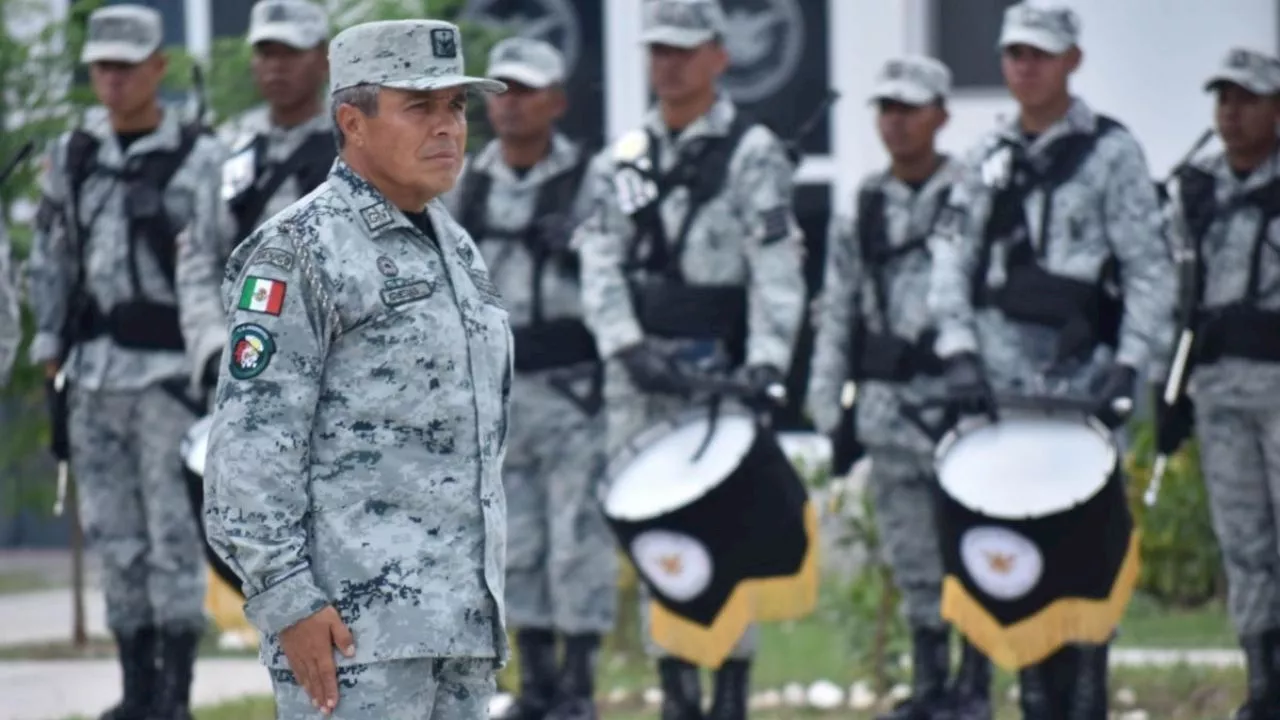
1197;402;1280;636
503;371;617;634
69;383;206;634
868;446;946;632
604;362;756;662
270;658;496;720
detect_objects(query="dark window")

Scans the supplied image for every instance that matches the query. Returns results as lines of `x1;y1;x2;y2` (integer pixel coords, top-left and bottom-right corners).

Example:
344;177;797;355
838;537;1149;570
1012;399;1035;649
212;0;258;38
932;0;1018;89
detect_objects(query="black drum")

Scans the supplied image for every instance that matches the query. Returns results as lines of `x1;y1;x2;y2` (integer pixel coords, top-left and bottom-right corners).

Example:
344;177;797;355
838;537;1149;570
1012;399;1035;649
179;415;244;597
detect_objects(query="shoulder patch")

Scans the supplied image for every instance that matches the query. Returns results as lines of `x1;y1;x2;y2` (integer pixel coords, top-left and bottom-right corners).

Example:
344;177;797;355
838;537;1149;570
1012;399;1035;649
249;246;295;272
760;206;789;245
228;323;277;380
237;276;288;316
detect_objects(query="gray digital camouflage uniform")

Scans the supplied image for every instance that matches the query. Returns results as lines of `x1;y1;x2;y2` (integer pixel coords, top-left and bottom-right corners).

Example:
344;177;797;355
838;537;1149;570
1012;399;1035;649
807;160;961;632
927;97;1176;397
0;218;18;386
27;105;224;635
444;133;616;636
575;93;807;660
203;18;512;718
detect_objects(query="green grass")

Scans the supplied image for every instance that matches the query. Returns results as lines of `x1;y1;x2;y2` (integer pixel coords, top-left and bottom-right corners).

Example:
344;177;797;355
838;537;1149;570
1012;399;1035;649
1116;593;1236;649
0;569;53;595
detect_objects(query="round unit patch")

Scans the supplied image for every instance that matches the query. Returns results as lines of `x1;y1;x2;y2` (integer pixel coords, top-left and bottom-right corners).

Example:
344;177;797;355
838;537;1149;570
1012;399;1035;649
229;324;276;380
631;530;714;603
960;526;1044;601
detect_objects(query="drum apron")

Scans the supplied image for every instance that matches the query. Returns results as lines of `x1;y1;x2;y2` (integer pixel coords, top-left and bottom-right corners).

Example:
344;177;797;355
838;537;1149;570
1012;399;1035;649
932;407;1140;671
603;407;819;668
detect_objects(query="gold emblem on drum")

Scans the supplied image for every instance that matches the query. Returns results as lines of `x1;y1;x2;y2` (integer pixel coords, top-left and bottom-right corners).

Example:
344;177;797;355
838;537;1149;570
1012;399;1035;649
985;551;1015;575
631;530;713;603
960;526;1043;602
659;554;684;576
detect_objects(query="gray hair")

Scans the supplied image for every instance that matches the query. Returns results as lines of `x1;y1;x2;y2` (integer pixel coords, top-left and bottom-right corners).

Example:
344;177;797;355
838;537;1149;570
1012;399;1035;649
331;84;380;149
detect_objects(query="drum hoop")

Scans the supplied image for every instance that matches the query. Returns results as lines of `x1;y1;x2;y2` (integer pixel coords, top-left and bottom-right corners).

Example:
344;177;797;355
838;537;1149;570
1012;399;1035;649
932;410;1119;476
605;405;760;501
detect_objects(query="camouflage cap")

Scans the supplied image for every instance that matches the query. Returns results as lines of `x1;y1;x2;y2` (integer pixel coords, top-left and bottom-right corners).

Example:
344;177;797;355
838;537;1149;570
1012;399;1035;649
871;56;952;106
486;37;566;89
1205;48;1280;96
80;5;163;65
998;3;1080;55
640;0;727;50
328;20;506;95
248;0;329;50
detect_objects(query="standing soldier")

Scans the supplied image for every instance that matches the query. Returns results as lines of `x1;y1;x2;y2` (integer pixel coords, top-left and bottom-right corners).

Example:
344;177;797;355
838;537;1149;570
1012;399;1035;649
447;37;615;720
0;217;17;387
203;19;512;720
806;56;992;720
26;5;225;719
1163;48;1280;719
927;3;1175;716
575;1;806;717
179;0;333;398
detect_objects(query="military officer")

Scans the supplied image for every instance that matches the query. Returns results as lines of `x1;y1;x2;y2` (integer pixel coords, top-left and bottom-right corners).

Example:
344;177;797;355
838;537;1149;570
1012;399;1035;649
807;56;991;720
445;37;614;720
575;1;806;718
0;217;17;387
203;19;511;720
1163;48;1280;719
926;4;1176;717
26;6;225;719
178;0;333;399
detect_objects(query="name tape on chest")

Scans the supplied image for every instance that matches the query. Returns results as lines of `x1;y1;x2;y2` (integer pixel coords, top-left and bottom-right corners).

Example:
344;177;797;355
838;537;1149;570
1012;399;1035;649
380;278;437;307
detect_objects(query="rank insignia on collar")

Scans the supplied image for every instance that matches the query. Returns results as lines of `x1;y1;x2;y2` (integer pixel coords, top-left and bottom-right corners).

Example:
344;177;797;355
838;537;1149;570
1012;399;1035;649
228;324;276;380
360;203;396;232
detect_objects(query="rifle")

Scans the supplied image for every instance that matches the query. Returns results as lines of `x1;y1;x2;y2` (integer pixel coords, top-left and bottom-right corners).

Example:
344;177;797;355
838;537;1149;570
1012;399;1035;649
0;141;34;187
782;89;840;169
189;63;209;131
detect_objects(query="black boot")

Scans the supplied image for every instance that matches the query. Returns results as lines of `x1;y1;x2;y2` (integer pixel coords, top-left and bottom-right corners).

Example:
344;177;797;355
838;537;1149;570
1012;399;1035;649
497;629;560;720
1233;634;1280;719
947;641;992;720
1016;660;1057;720
707;660;749;720
545;633;600;720
149;628;200;720
875;628;950;720
658;657;705;720
1065;644;1109;720
100;627;158;720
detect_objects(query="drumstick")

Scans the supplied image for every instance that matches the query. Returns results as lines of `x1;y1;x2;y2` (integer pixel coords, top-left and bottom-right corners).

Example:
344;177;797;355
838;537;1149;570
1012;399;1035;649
1143;455;1168;508
52;369;68;517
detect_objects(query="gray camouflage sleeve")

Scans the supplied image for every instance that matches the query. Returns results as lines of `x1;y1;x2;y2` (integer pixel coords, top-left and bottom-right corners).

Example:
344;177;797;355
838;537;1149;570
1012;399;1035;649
806;213;859;435
1102;132;1177;371
576;149;645;357
0;219;17;385
26;139;70;365
927;155;986;359
178;156;233;386
735;129;806;371
204;224;333;636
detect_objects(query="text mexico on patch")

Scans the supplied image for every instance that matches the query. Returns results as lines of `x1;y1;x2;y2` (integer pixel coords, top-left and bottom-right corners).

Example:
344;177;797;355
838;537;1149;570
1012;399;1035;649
229;324;277;380
238;276;287;316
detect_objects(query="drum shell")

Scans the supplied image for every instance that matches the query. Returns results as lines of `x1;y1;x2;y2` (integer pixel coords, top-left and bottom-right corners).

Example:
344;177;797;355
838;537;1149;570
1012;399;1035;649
605;423;809;626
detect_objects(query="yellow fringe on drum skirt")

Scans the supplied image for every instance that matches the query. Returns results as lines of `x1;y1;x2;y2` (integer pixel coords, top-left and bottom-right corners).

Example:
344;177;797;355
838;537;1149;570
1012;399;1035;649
941;531;1142;672
204;566;259;648
647;501;820;669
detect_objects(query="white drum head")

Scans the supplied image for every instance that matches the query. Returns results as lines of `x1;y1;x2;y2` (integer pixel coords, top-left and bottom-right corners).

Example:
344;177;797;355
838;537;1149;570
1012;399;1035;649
605;414;756;522
936;414;1115;519
181;415;214;477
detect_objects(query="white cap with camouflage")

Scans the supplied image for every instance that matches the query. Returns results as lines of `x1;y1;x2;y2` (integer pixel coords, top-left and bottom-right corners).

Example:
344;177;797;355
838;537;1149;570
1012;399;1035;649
998;3;1080;56
871;56;952;106
328;20;506;95
1205;48;1280;96
248;0;329;50
640;0;727;50
486;37;566;89
80;5;163;65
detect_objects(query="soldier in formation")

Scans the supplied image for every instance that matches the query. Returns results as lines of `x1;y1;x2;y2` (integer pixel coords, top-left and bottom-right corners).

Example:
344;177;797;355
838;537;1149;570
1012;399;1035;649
927;3;1176;716
447;37;615;720
807;55;992;720
576;0;806;717
1162;47;1280;720
203;19;512;719
26;5;226;719
0;217;16;387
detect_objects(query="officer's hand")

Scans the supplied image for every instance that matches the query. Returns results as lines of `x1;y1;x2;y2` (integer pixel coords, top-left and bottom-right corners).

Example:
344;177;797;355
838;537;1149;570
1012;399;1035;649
1092;363;1138;429
43;362;59;379
737;364;787;409
616;342;687;396
201;352;221;392
278;605;355;715
943;353;997;420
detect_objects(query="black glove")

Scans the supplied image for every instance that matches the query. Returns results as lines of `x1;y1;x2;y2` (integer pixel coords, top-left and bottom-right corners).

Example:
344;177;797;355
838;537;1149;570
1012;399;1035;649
943;353;997;419
736;363;787;409
616;342;688;396
1155;393;1195;455
201;352;221;392
1092;363;1138;429
44;376;70;462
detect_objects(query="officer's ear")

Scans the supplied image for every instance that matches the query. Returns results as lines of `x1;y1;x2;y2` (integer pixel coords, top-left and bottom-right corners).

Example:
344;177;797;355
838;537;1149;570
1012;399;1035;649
336;100;371;149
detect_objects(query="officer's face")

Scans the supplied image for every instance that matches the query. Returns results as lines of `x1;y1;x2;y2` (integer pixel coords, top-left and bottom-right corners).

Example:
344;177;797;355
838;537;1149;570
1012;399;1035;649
1214;83;1280;154
648;42;728;103
485;80;566;142
252;41;328;110
340;87;467;201
876;100;947;160
89;53;167;115
1001;44;1078;109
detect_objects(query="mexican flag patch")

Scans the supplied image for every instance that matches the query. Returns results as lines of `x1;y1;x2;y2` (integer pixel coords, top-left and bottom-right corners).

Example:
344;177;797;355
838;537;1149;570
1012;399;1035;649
238;276;286;316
